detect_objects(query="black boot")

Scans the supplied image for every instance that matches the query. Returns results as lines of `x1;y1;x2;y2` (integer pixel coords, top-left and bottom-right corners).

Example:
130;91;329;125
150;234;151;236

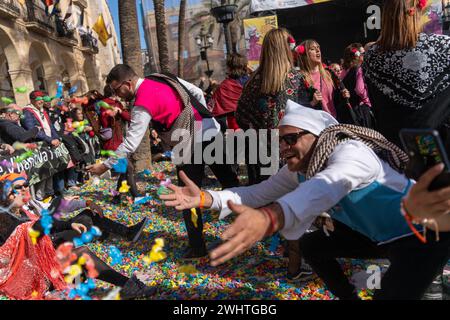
94;216;130;239
182;245;208;261
126;217;149;242
121;275;157;300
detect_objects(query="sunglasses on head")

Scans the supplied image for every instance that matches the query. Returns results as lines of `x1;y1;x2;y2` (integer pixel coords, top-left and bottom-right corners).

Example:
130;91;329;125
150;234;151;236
279;131;310;146
14;182;29;190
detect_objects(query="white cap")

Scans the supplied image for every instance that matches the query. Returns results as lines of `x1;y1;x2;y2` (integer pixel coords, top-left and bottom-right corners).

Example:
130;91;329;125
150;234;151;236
279;100;338;136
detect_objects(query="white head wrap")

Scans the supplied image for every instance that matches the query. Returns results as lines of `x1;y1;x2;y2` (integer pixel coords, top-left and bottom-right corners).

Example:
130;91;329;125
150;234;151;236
279;100;338;136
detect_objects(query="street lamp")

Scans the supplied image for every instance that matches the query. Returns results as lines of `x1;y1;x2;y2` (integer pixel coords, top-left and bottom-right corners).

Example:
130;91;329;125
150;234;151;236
195;27;214;78
210;1;238;56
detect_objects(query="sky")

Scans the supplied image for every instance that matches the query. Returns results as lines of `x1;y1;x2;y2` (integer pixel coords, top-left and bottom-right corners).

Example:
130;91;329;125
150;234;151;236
107;0;203;51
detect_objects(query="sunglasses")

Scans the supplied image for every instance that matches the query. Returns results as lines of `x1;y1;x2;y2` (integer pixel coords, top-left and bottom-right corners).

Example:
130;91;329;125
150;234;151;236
14;182;29;190
110;80;131;95
279;131;310;146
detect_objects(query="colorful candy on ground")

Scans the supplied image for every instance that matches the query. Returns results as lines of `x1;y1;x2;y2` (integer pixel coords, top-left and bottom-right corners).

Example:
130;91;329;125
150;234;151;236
134;194;153;205
178;264;199;275
118;181;130;193
157;185;171;196
68;278;96;300
190;208;198;228
73;226;102;248
143;238;166;264
109;246;123;266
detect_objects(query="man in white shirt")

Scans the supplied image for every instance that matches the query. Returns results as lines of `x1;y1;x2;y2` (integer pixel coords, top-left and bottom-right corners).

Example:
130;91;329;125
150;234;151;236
161;100;450;299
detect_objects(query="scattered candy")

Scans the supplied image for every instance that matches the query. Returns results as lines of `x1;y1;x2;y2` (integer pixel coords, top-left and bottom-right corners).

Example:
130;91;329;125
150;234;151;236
190;208;198;228
15;86;28;93
118;181;130;193
100;150;117;158
157;185;170;196
109;246;123;266
1;97;14;105
72;226;102;248
143;238;166;264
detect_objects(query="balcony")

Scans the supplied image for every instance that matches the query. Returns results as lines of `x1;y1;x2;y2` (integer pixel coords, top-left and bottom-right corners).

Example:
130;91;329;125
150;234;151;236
55;17;78;47
0;0;20;19
80;33;99;54
25;0;55;36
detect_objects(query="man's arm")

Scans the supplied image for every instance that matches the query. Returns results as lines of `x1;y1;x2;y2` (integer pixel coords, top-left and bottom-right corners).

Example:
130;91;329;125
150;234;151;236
277;141;381;240
104;106;151;168
3;122;39;143
207;165;299;219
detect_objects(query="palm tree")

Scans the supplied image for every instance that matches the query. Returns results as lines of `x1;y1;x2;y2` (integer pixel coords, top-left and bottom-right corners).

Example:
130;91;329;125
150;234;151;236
153;0;170;73
178;0;187;77
118;0;152;171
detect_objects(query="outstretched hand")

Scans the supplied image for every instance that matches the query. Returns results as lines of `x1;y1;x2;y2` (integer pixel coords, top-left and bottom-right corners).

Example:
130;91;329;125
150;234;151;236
159;171;202;210
209;201;270;266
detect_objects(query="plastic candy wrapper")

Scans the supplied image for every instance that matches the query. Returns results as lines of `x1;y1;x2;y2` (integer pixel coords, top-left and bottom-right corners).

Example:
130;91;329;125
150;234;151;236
15;86;28;93
134;194;153;205
143;238;166;265
68;278;96;300
109;246;123;266
14;150;33;163
160;178;172;187
72;226;102;248
97;101;113;110
69;85;78;96
1;97;14;105
100;150;118;158
40;209;53;235
55;81;64;99
190;208;198;228
118;181;130;193
178;264;199;275
28;228;40;245
156;185;171;196
112;158;128;174
153;172;166;181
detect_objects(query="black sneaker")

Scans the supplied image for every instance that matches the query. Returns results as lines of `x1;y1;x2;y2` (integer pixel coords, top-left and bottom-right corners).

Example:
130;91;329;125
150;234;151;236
120;275;157;300
127;217;149;242
182;246;208;261
287;265;315;282
423;275;443;300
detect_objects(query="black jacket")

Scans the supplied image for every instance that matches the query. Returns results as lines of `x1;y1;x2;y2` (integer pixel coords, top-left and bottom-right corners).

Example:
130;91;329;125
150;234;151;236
0;119;39;145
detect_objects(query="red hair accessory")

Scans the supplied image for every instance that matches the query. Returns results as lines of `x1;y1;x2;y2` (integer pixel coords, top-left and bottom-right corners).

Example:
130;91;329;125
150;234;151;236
351;48;361;57
417;0;427;10
288;36;296;50
295;45;306;55
408;7;416;16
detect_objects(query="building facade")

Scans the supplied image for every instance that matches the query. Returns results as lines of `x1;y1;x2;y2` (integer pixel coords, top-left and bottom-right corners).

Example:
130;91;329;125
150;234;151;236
145;3;229;82
0;0;121;106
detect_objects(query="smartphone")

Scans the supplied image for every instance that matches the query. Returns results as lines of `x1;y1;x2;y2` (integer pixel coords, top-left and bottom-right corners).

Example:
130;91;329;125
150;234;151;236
399;129;450;191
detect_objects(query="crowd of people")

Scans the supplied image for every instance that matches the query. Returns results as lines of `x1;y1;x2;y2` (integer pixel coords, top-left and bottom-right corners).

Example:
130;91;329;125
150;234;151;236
0;0;449;300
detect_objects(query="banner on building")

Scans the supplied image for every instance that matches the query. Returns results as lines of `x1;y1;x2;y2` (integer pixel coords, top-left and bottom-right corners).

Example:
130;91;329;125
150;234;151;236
0;144;71;186
243;15;278;71
250;0;331;13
